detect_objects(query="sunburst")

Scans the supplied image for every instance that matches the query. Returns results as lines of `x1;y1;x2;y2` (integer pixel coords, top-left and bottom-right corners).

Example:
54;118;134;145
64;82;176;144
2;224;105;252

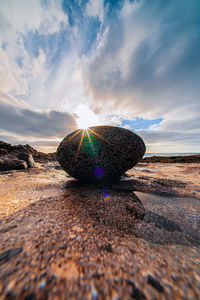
87;128;112;144
64;128;82;143
86;128;94;151
76;129;85;159
64;127;111;161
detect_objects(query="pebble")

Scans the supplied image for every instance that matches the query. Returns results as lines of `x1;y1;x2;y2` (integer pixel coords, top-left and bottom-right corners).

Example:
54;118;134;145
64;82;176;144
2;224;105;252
147;275;164;292
39;279;46;289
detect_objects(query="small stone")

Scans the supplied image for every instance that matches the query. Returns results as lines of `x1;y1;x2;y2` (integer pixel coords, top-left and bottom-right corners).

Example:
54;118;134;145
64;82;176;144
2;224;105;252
24;292;36;300
0;248;23;266
0;225;17;233
147;274;164;292
91;286;98;299
127;280;146;299
57;126;145;184
0;148;8;155
101;243;113;253
39;279;46;289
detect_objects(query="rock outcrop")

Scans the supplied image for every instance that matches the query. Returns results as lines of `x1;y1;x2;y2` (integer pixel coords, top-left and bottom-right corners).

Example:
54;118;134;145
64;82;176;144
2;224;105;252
0;141;56;163
0;156;28;171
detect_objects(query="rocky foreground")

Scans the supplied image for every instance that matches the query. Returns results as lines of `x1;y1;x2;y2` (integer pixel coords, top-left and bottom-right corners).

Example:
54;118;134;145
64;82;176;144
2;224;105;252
0;160;200;299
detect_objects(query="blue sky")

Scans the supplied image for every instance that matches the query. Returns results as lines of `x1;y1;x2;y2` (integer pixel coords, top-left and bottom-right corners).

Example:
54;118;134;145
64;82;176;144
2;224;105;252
0;0;200;152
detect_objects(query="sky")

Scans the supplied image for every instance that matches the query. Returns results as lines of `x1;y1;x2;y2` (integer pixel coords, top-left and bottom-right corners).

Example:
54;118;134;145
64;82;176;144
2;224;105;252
0;0;200;153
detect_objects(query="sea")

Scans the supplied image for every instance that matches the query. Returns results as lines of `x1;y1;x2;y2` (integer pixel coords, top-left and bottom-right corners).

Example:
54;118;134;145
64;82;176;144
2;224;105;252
144;153;200;157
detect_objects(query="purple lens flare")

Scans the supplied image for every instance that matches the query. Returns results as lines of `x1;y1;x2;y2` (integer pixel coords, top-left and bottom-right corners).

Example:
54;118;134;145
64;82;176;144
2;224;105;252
93;167;105;178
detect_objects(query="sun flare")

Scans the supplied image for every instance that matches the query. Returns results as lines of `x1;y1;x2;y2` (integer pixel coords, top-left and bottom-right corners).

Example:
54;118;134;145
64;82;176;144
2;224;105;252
75;104;101;129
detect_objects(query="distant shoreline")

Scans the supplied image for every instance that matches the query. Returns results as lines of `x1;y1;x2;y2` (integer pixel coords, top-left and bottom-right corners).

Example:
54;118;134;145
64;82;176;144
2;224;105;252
141;154;200;163
144;153;200;157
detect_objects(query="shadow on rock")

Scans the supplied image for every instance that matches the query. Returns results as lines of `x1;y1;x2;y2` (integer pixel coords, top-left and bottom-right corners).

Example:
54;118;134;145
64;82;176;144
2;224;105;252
63;180;200;246
62;180;145;233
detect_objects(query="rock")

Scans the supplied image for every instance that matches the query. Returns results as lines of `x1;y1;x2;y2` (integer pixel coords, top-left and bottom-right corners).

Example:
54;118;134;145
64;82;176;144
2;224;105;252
0;148;8;156
0;156;28;171
57;126;146;184
0;248;23;267
33;151;56;162
0;141;37;157
0;141;12;151
65;184;145;230
147;275;164;292
0;140;56;162
17;152;35;168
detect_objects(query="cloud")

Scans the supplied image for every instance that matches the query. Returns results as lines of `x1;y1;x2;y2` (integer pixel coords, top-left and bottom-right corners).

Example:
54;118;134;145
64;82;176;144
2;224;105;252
0;93;77;139
83;0;200;120
0;0;69;108
0;0;199;152
86;0;104;21
137;129;200;153
0;0;68;36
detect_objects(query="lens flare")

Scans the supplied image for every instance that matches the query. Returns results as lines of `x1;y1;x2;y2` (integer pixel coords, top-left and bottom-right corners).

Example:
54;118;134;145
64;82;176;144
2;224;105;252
86;129;94;151
88;128;112;144
93;167;105;178
64;129;82;143
76;129;85;159
64;127;111;171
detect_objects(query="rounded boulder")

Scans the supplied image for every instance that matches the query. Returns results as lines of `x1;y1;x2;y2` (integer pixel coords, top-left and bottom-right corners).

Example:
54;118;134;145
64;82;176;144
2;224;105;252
57;126;146;184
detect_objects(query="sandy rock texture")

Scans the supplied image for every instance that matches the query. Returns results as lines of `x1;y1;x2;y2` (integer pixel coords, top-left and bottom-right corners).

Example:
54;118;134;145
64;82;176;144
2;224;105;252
0;162;200;299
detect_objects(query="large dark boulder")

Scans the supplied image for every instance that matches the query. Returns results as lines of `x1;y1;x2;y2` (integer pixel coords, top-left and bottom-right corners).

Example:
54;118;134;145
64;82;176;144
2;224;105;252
0;156;28;171
57;126;146;184
17;152;35;168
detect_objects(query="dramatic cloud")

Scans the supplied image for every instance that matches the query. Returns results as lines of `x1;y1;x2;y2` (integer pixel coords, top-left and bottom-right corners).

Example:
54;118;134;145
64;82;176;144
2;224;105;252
138;129;200;153
86;0;104;21
0;0;199;152
0;93;77;140
83;0;200;119
0;0;69;107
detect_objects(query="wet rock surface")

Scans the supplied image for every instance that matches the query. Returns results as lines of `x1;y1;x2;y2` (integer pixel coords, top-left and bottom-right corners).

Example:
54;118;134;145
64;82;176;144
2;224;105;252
57;126;146;184
0;162;199;299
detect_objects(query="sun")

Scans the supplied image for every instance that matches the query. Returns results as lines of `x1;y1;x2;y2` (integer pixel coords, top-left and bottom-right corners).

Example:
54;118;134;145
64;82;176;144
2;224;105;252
75;104;101;129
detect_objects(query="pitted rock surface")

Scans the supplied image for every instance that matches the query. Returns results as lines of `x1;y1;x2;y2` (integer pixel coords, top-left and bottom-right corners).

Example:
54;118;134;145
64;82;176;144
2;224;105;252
57;126;146;184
